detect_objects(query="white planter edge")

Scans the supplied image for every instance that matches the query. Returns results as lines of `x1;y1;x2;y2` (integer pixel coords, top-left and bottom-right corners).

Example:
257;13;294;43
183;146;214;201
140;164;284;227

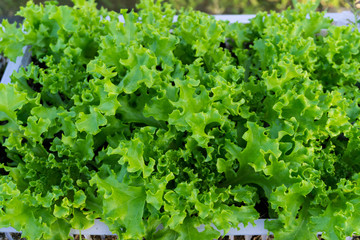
0;45;31;85
0;219;272;237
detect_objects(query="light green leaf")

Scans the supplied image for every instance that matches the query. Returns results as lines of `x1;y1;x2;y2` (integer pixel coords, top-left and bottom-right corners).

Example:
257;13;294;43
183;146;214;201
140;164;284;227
175;217;220;240
239;122;281;172
0;84;27;135
75;107;107;135
70;209;94;230
90;172;146;238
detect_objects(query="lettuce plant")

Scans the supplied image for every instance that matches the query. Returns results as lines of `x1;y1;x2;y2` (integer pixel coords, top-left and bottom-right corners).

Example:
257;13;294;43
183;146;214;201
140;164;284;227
0;0;360;239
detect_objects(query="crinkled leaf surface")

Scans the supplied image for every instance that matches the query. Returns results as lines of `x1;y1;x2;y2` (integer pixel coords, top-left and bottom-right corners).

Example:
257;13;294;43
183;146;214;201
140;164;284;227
0;0;359;239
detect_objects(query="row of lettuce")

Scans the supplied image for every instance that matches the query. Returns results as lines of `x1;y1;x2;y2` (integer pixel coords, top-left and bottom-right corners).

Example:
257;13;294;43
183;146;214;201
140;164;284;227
0;0;360;239
0;0;351;16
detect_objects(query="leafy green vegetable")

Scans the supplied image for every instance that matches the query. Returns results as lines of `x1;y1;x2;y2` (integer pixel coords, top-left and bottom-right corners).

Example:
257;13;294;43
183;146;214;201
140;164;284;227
0;0;359;239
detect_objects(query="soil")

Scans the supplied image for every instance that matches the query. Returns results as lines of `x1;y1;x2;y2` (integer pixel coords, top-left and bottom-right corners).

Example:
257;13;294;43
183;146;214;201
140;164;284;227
0;232;26;240
218;236;274;240
0;54;8;79
72;235;119;240
0;234;119;240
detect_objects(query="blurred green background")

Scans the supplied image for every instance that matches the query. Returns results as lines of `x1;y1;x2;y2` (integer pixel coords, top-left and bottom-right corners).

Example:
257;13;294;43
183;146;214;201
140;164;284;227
0;0;352;18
